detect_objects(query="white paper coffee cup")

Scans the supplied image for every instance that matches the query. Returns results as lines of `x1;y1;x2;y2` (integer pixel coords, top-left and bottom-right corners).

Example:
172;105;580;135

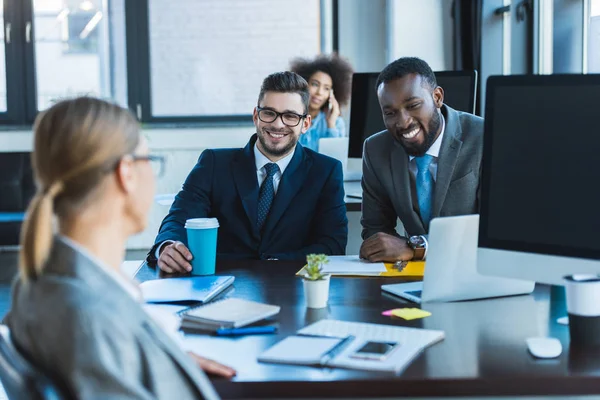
564;274;600;347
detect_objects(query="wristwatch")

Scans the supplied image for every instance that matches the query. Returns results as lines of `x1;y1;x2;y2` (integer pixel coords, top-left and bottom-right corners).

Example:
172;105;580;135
407;235;428;260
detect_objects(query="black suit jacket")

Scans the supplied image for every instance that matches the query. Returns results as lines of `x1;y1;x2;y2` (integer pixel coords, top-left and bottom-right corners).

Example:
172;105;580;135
148;135;348;263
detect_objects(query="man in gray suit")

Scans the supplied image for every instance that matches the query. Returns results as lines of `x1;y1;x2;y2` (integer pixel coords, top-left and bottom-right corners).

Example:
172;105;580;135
360;57;483;262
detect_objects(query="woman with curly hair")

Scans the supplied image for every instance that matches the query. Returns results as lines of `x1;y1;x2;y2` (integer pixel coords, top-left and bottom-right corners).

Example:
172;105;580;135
290;53;354;151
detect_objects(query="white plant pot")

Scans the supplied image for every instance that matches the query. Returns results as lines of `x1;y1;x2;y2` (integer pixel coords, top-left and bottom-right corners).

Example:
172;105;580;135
303;275;331;309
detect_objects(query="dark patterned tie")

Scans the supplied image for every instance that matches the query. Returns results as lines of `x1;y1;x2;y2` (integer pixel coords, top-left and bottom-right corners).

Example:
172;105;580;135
257;163;280;231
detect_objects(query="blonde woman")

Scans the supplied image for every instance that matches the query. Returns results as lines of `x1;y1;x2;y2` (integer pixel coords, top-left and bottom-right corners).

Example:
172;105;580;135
5;97;234;399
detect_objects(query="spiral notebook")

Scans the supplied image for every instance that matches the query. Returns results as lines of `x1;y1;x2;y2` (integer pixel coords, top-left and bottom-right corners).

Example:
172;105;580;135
179;298;281;331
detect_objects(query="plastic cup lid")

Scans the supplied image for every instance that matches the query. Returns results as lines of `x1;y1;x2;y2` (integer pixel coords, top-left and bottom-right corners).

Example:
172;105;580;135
185;218;219;229
564;274;600;283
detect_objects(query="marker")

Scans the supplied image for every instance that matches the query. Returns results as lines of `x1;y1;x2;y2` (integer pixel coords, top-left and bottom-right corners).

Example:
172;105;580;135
215;326;277;336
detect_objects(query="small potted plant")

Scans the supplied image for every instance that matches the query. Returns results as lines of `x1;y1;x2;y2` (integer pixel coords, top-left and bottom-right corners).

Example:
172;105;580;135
302;254;331;309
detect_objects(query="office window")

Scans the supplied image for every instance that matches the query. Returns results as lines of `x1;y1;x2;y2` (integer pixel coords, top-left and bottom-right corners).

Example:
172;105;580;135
33;0;113;110
0;0;6;112
148;0;322;117
589;0;600;73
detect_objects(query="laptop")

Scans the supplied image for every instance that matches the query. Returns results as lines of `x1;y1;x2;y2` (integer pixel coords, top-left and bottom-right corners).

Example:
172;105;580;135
318;137;349;179
381;215;534;303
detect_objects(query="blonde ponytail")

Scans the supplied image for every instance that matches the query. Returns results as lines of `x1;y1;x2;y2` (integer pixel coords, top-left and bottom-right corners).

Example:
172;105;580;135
18;97;139;281
19;182;64;280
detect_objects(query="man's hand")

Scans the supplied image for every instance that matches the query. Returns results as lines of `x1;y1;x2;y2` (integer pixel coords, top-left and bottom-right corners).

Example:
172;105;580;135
157;241;193;273
359;232;414;262
188;352;237;378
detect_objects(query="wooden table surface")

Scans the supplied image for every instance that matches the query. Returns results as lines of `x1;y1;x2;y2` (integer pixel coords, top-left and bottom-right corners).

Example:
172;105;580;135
135;259;600;399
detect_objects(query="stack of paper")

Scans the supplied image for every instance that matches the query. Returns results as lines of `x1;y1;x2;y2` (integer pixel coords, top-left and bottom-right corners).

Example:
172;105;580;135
322;255;387;275
121;260;144;278
180;298;280;331
296;255;425;277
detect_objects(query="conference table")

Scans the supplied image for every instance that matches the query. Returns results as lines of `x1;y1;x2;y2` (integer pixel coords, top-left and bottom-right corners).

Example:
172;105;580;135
135;260;600;399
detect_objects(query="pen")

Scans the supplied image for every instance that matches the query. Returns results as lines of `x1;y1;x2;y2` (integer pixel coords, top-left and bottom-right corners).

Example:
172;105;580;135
394;261;408;272
215;326;277;336
319;335;355;364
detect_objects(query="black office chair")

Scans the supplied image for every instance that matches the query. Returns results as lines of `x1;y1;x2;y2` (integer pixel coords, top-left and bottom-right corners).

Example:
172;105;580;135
0;325;68;400
0;152;35;246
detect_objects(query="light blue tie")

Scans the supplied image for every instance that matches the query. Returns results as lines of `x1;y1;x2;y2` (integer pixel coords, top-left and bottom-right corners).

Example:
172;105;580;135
415;155;434;227
257;163;280;232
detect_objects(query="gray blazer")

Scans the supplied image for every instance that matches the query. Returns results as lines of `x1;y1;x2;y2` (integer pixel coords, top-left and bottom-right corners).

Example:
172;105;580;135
361;104;484;239
5;237;220;400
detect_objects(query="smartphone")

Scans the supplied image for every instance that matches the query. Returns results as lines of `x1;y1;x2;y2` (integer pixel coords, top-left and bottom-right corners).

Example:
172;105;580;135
328;89;334;111
349;341;399;361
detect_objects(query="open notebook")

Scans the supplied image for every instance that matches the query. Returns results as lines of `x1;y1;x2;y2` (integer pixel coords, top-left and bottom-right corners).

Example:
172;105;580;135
179;298;281;331
259;319;444;372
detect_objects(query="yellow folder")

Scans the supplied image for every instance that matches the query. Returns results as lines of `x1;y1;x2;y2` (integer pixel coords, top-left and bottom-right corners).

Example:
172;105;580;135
296;261;425;278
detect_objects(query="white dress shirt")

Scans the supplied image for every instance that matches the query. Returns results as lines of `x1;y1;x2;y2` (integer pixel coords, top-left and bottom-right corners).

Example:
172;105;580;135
254;142;294;194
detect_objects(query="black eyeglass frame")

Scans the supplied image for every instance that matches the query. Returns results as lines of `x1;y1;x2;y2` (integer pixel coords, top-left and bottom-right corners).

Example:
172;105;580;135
256;107;308;127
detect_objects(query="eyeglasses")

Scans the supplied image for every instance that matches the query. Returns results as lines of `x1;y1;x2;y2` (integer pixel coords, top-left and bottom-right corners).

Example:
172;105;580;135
132;154;166;178
256;107;307;127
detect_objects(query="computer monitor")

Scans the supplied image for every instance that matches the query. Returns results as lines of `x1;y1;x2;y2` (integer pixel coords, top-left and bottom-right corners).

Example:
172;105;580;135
348;71;478;158
477;74;600;286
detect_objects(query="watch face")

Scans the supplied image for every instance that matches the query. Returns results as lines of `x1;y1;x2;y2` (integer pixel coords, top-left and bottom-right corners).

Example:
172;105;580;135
409;236;425;248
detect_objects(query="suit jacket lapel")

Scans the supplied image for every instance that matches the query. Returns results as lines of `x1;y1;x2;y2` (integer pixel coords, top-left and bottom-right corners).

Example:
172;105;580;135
232;136;260;240
390;143;425;233
433;106;463;218
262;144;311;239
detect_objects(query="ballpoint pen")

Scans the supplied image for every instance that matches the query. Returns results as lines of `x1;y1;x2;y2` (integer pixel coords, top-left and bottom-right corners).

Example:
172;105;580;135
215;326;278;336
394;261;408;272
319;335;355;364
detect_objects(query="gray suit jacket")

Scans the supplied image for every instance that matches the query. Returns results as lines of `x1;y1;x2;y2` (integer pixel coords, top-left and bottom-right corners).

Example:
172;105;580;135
361;104;484;239
5;237;220;400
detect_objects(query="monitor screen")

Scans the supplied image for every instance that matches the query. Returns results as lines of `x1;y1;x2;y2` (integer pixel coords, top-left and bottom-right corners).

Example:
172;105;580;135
348;71;477;158
479;74;600;261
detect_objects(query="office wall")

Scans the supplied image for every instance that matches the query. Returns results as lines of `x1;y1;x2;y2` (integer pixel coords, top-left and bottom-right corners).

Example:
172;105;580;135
388;0;454;70
338;0;388;72
1;1;453;251
590;16;600;73
553;0;584;73
0;127;253;250
480;0;505;116
338;0;454;72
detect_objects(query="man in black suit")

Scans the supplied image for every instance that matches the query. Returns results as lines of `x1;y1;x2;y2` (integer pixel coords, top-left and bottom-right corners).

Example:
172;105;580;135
148;72;348;273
